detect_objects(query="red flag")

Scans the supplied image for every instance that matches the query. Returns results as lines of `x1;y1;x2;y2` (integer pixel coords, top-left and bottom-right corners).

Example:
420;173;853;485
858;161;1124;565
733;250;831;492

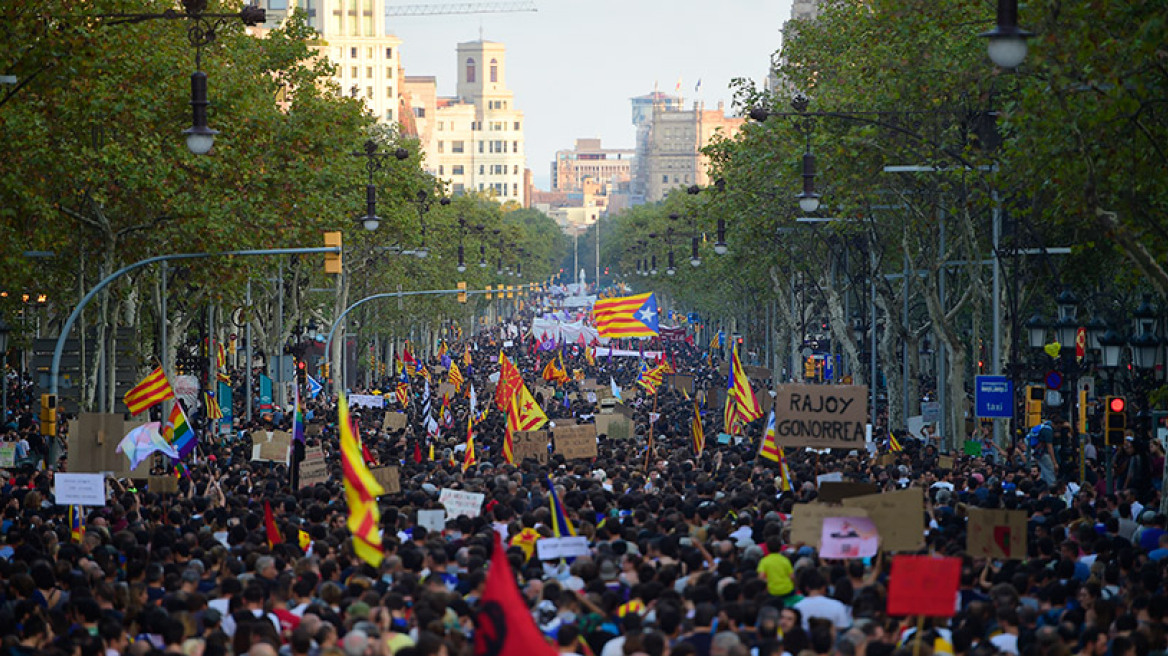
413;440;423;464
474;533;559;656
264;501;282;548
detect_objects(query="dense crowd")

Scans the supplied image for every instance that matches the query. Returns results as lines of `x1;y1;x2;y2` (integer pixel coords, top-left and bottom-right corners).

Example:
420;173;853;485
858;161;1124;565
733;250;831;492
1;316;1166;656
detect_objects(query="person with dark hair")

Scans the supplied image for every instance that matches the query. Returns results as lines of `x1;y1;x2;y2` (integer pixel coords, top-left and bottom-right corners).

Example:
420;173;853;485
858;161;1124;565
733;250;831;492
794;570;850;630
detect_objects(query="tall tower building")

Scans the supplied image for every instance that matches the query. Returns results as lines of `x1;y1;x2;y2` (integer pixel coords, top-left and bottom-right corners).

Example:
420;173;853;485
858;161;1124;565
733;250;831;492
407;41;527;206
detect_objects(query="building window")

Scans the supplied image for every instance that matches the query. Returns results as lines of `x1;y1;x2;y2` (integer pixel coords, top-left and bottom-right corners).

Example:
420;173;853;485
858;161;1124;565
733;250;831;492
478;141;484;153
269;0;288;9
662;175;669;183
351;47;357;58
513;121;520;131
350;66;357;78
480;165;485;175
413;107;425;118
438;165;444;175
437;141;444;153
514;165;519;174
386;47;393;58
465;57;476;83
513;183;518;197
366;47;373;59
366;86;373;98
437;122;444;131
490;58;498;82
451;141;464;153
452;165;464;175
512;140;518;153
453;183;465;194
385;67;393;79
385;109;393;121
366;66;373;78
386;86;393;97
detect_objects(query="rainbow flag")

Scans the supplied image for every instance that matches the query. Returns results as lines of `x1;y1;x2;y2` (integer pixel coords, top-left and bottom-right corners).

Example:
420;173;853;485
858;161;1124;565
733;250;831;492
546;476;576;537
292;385;306;443
164;403;197;459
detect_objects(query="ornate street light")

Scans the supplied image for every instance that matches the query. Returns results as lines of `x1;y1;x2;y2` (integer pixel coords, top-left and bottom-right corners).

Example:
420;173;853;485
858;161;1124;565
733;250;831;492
1054;288;1080;348
1130;295;1161;370
1025;314;1048;350
1098;329;1126;368
351;140;410;231
1085;315;1109;351
980;0;1033;69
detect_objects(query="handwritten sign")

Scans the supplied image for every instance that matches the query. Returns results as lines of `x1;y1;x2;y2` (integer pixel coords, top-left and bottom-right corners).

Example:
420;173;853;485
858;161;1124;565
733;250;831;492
0;444;15;468
555;424;598;460
439;488;485;518
251;431;291;462
594;414;632;440
371;466;401;495
148;475;179;494
536;536;591;560
847;487;925;553
437;383;456;399
966;508;1028;560
937;455;955;470
513;430;549;463
887;555;960;617
383;412;408;430
54;473;107;506
772;384;868;448
820;516;880;559
790;502;869;547
349;394;384;409
417;509;446;533
665;373;695;394
299;447;329;489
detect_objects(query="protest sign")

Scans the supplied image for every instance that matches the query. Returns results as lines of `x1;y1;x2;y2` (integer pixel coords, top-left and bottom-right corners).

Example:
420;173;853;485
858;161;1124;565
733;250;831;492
371;466;401;494
299;446;329;489
818;482;880;503
594;414;632;440
251;431;291;462
938;455;955;470
665;373;695;394
536;536;591;560
816;472;844;487
69;414;151;477
877;454;897;466
147;475;178;494
417;509;446;533
966;508;1028;560
383;412;408;430
306;422;323;436
513;430;549;463
847;487;925;553
348;394;384;409
555;424;598;460
437;383;457;399
54;473;107;506
0;444;14;468
718;363;772;381
439;488;485;518
887;555;960;617
772;384;868;448
820;517;880;559
790;502;869;547
614;403;636;419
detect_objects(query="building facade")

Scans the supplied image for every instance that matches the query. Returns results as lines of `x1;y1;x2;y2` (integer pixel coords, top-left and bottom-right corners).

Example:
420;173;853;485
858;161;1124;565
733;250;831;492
550;139;635;193
638;100;745;203
406;41;527;205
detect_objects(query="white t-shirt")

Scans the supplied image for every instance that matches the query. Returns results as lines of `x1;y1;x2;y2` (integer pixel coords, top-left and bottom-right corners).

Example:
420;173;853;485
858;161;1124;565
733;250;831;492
795;595;852;630
990;633;1019;655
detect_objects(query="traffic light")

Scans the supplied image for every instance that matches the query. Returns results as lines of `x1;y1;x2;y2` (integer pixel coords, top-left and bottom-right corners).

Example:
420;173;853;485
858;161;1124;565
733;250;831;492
1105;396;1127;445
296;360;307;385
804;357;816;379
323;362;330;379
457;281;467;304
323;231;342;274
40;394;56;437
485;285;493;300
506;285;514;299
1026;385;1043;428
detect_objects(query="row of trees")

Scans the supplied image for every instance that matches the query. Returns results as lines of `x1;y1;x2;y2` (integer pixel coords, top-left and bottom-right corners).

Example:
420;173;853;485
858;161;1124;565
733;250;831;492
0;1;567;409
600;0;1166;441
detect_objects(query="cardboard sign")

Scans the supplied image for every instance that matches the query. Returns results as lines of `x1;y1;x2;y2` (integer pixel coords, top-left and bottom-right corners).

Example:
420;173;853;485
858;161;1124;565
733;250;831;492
251;431;291;462
536;536;591;560
966;508;1028;560
847;487;925;553
887;555;960;617
771;384;868;448
937;455;955;470
719;362;772;381
371;466;401;494
0;444;15;468
349;394;385;409
439;488;485;518
383;412;408;430
437;383;456;399
877;454;897;466
789;502;869;547
665;373;695;394
417;509;446;533
298;447;329;489
816;472;844;487
554;424;598;460
54;473;107;506
306;422;323;437
148;475;179;494
594;414;632;440
513;430;549;463
818;482;881;503
614;403;636;419
820;516;880;559
68;414;151;477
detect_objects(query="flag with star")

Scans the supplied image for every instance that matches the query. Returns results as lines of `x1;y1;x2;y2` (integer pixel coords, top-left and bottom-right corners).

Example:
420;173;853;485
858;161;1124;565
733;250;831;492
592;292;660;338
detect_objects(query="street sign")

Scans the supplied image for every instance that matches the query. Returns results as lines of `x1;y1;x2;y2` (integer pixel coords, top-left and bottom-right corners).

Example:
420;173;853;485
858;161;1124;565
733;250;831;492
975;375;1013;419
1045;370;1063;390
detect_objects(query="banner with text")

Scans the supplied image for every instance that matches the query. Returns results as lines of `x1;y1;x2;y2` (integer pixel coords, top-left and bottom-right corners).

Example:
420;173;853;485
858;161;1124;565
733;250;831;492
772;384;868;448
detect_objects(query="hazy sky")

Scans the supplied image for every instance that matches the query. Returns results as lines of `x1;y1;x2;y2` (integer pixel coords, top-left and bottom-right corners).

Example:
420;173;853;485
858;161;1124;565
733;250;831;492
387;0;794;190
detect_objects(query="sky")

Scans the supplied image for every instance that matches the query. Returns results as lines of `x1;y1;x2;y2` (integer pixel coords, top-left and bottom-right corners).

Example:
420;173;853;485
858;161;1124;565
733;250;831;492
387;0;795;190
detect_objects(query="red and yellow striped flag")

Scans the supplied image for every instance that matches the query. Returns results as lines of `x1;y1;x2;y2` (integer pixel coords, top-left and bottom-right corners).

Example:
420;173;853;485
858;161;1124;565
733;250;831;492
340;393;384;567
462;416;476;472
448;361;465;391
123;367;175;416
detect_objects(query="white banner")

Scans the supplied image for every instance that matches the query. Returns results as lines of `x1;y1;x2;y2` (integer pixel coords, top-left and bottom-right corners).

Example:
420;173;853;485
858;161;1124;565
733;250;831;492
439;488;485;518
537;536;591;560
593;347;663;359
173;375;201;408
349;394;385;409
417;509;446;533
54;473;107;506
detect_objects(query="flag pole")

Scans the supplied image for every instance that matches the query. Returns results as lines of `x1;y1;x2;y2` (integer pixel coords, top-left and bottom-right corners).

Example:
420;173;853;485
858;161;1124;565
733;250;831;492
644;391;657;473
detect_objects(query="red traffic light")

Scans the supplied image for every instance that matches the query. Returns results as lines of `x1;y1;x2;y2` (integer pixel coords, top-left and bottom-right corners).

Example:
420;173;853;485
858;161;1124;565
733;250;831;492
297;361;306;370
1109;397;1126;413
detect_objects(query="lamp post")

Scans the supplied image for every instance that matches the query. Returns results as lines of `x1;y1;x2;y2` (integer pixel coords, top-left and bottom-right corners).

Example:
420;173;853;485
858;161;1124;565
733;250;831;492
0;319;9;427
979;0;1033;69
410;190;450;258
351;140;410;231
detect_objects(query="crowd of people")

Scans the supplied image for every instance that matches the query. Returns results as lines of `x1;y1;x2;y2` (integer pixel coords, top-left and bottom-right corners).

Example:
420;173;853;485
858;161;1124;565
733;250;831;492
1;311;1166;656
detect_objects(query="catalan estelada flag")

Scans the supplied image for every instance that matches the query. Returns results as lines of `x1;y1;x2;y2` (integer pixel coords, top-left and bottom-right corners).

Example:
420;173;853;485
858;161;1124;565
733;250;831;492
592;292;660;338
204;391;223;421
448;361;464;391
546;476;576;537
69;505;85;543
759;410;781;463
124;367;175;416
163;402;197;459
691;399;704;456
724;345;762;433
340;393;385;567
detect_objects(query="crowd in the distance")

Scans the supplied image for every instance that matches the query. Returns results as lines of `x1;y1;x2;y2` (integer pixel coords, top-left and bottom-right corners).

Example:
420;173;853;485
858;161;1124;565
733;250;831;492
1;306;1166;656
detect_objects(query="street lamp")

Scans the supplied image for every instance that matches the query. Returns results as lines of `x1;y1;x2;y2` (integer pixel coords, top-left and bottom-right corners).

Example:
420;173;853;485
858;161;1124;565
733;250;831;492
1099;328;1126;369
351;140;410;231
1055;288;1080;348
411;190;449;258
979;0;1033;69
1026;314;1048;349
1130;295;1161;370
